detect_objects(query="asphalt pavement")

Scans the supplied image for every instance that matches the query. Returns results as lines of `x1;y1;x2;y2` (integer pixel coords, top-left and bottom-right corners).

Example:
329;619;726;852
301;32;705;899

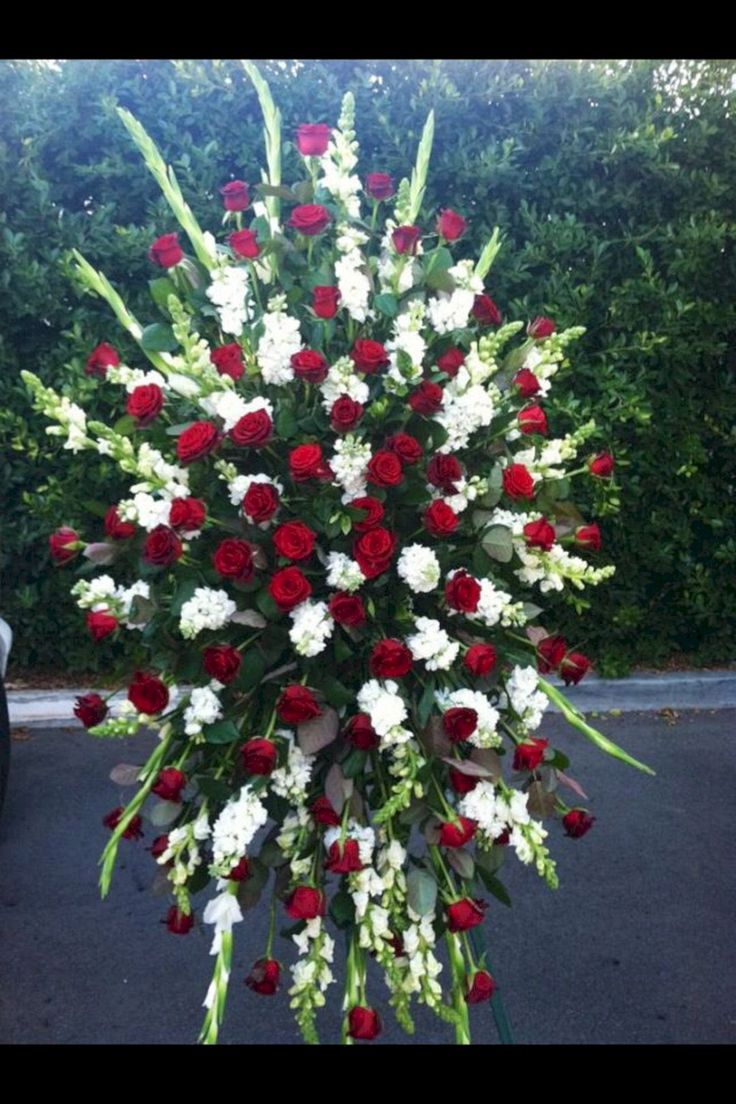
1;709;734;1045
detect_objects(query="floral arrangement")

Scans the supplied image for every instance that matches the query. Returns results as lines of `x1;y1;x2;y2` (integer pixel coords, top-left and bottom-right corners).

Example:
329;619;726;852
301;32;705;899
26;62;652;1046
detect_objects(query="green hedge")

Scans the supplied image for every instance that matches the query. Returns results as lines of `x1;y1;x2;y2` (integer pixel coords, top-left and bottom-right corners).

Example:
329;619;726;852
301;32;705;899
1;59;735;676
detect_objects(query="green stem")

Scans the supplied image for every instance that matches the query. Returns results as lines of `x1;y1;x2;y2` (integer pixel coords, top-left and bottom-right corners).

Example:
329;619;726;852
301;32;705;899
445;931;472;1045
265;895;277;959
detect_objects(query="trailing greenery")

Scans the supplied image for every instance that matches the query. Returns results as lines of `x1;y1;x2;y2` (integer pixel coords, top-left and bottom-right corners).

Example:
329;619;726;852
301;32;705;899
1;58;734;675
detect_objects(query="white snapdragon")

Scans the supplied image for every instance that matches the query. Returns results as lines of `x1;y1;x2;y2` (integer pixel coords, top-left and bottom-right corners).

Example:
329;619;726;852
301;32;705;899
385;302;427;391
475;577;527;628
319;355;369;409
158;823;203;886
397;544;440;594
71;574;118;611
183;685;223;737
426;259;483;334
377;220;422;294
179;587;236;639
435;687;501;748
206;265;252;336
515;542;616;594
325;551;364;593
436;474;489;515
289;600;334;658
117;491;172;531
502;665;548;732
331;434;372;501
405;616;459;671
270;734;314;805
257;298;303;385
357;679;410;744
210;784;268;874
334;225;372;322
434;381;496;453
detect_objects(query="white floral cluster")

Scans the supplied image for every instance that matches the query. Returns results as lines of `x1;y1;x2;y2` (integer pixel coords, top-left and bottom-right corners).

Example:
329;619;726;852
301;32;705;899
458;780;556;885
71;575;152;630
512;437;578;482
502;665;549;733
434;378;497;454
116;491;171;531
158;820;205;906
435;687;501;748
319;355;369;410
330;434;372;502
290;917;335;1010
377;219;422;294
357;679;411;747
210;783;268;876
334;225;372;323
270;734;314;804
44;394;90;453
108;365;168;392
324;551;364;593
179;587;236;639
199;390;266;434
385;301;427;392
396;906;444;1007
183;685;223;737
318;93;362;220
432;474;489;515
202;886;243;959
516;541;615;593
256;296;303;385
276;806;314;880
288;599;334;658
206;264;252;336
406;616;459;671
397;544;440;594
128;442;190;499
426;259;483;334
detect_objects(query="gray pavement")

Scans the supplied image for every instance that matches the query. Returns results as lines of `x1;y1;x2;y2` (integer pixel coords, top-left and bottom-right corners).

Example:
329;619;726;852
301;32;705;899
1;709;734;1045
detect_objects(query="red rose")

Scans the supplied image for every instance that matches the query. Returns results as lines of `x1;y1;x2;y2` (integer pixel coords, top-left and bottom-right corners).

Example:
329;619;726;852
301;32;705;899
227;856;251;882
445;570;481;613
449;767;479;795
472;294;502;326
246;958;281;995
502;463;535;500
291;349;328;384
313;285;341;319
86;609;118;641
285;886;326;920
331;395;364;433
513;368;541;397
560;651;592;685
273;521;316;562
231;409;273;448
311;796;341;826
443;707;478;742
351;496;384;532
104;506;135;541
103;807;143;840
527;316;556;339
465;970;496;1004
523;518;556;551
329;592;366;627
325;838;363;874
73;693;108;728
427;453;463;494
289;204;331;236
370;639;413;678
386;433;423;466
424;499;459;537
392;225;421;255
229;228;260;259
348;1006;382;1041
365;173;395;201
165;906;194;934
296;123;331;156
513;737;548;772
464;643;497;677
367;450;404;488
537;634;568;674
353;527;397;579
243;481;280;524
220;180;249;211
169;497;206;534
437;209;466;242
152;768;187;803
277;685;322;725
143;525;182;567
213;538;255;583
211;343;245;381
128;671;169;716
438;816;477;848
589;452;615;478
518;405;548;436
127;383;164;426
149;834;170;862
437;347;465;378
563;809;596;838
345;713;379;750
409;380;444;414
149;232;183;268
574;524;602;551
351;338;389;375
176;421;220;464
86;342;119;378
447;897;487;933
240;738;278;775
203;644;242;685
269;566;312;610
49;527;80;566
289;443;328;482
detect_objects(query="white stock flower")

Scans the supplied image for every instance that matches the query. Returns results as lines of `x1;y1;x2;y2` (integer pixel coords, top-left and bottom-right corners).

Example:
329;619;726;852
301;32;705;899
405;617;460;671
179;587;236;639
397;544;440;593
289;600;334;658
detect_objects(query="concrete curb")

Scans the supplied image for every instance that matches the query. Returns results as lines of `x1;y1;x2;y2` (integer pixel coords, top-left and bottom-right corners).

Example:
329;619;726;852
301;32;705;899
7;670;736;728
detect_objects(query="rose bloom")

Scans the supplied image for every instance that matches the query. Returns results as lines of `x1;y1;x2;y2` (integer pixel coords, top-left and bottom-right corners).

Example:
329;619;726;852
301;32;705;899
277;685;322;725
273;521;316;562
328;592;366;627
445;570;481;613
86;342;119;378
165;906;194;935
312;285;340;319
227;856;251;882
288;204;331;236
368;450;404;488
438;816;477;848
560;651;592;685
447;898;487;933
231;409;273;448
437;347;465;378
243;481;280;524
229;228;260;259
348;1006;382;1041
513;368;541;397
143;525;183;567
148;232;183;268
169;497;206;534
370;639;413;678
350;496;384;532
86;609;118;641
436;209;466;241
443;707;478;743
176;421;219;464
103;806;143;840
203;644;242;685
392;225;421;255
152;768;187;803
365;173;395;201
386;433;423;465
291;349;328;384
269;566;312;610
427;453;463;494
246;958;281;996
502;463;535;501
563;809;596;838
104;506;136;540
296;123;331;156
128;671;169;716
331;395;364;433
220;180;249;211
472;294;502;326
464;643;497;677
49;527;80;566
465;970;496;1004
353;527;397;579
344;713;379;750
449;767;479;795
513;737;548;772
325;838;363;874
127;383;164;426
240;738;278;776
589;452;615;478
574;523;602;551
285;886;326;920
518;405;548;435
211;343;245;380
351;338;389;374
424;499;458;537
289;443;327;482
213;538;255;583
311;796;341;826
527;316;556;339
409;380;444;414
73;693;108;728
537;634;568;674
523;518;556;552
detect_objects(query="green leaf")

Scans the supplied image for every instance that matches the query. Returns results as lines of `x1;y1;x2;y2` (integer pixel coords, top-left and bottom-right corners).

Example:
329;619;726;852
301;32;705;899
329;889;356;929
417;677;436;728
374;292;399;318
477;871;512;907
149;277;176;313
341;748;367;779
482;526;514;563
275;408;298;438
407;868;437;917
141;322;178;352
113;414;136;436
255;589;280;621
240;649;266;691
321;675;353;710
169;577;198;617
204;719;241;744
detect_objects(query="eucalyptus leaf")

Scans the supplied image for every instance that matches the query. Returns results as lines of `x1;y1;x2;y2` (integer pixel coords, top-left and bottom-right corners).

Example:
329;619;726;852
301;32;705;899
297;706;339;755
109;763;142;786
325;763;353;814
447;848;475;880
148;800;182;827
482;526;514;563
407;868;438;917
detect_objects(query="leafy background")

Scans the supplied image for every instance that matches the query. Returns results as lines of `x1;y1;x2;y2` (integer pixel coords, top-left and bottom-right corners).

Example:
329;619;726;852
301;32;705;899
1;58;734;676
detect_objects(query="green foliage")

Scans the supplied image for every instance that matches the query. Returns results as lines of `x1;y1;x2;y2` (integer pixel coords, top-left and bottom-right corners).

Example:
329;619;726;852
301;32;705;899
1;59;735;673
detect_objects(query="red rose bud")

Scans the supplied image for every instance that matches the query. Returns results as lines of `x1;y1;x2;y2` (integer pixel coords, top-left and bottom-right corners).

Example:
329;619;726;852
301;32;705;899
523;518;556;552
465;969;496;1004
149;834;170;862
424;499;459;537
291;348;328;385
344;713;379;750
312;285;341;319
49;527;81;566
436;347;465;378
392;225;421;255
104;506;135;541
220;180;249;211
563;809;596;838
445;570;481;613
560;651;592;686
502;463;535;500
229;228;260;259
169;497;206;534
269;566;312;611
296;123;331;156
311;796;341;827
443;707;478;743
353;527;397;579
231;409;273;448
152;768;187;803
127;383;164;426
472;294;502;326
227;856;251;882
328;592;366;627
513;737;548;772
86;342;119;378
518;404;548;435
176;420;220;464
325;838;363;874
213;538;255;583
386;433;423;466
347;1006;382;1041
537;634;568;674
351;496;384;532
243;481;280;524
409;380;444;414
240;738;278;775
211;343;245;381
574;524;602;551
367;450;404;487
513;368;541;397
148;232;183;268
494;828;510;846
449;767;479;795
527;316;556;339
331;395;364;433
143;525;183;567
370;639;413;679
128;671;169;716
427;453;463;494
165;905;194;934
246;958;280;995
351;338;390;375
437;208;467;242
285;886;326;920
447;897;487;933
365;173;395;201
273;521;316;562
464;643;497;677
289;443;327;482
86;609;118;641
203;644;242;685
589;452;615;478
439;816;477;848
73;693;108;728
103;807;143;840
277;685;322;725
288;203;331;236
